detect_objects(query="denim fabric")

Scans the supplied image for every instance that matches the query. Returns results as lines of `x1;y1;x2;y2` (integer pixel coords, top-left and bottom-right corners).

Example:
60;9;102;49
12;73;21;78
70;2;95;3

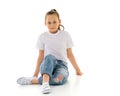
38;54;69;85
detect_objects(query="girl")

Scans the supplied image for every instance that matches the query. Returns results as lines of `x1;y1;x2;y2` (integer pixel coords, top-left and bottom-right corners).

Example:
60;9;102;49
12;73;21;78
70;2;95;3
17;9;83;94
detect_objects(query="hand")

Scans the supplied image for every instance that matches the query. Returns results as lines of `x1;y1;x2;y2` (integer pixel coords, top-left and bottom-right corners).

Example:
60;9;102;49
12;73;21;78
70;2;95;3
76;69;83;76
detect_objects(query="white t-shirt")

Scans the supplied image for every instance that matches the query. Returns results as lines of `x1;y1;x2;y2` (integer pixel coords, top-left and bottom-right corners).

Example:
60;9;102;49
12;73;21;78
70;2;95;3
36;30;73;62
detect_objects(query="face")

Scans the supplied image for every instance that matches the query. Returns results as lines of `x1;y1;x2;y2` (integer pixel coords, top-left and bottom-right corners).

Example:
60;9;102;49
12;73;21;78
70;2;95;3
45;14;61;33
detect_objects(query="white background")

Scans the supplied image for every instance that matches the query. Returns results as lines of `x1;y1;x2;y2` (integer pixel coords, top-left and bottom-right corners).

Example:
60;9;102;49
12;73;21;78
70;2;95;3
0;0;120;96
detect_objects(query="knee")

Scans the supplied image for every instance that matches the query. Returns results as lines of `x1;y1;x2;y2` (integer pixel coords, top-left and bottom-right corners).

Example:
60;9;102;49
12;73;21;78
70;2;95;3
53;74;63;82
53;74;68;85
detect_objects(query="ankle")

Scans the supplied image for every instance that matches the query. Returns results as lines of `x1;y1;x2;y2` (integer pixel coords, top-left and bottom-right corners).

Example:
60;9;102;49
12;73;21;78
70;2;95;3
43;74;50;83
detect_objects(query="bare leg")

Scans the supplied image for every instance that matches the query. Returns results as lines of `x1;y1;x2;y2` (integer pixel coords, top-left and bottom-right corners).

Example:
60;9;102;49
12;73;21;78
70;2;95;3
31;74;50;84
54;74;63;82
41;74;51;94
43;74;50;83
31;78;39;84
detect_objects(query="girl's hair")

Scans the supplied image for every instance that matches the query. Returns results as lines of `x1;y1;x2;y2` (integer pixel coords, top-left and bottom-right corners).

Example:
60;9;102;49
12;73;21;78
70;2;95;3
45;9;64;30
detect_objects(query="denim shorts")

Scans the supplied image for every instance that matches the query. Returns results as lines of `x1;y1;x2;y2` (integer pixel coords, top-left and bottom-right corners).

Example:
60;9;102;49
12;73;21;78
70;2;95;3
38;54;69;85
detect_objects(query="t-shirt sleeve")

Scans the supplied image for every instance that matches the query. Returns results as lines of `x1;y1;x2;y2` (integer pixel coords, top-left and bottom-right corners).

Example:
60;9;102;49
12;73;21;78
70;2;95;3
66;32;73;48
36;34;44;50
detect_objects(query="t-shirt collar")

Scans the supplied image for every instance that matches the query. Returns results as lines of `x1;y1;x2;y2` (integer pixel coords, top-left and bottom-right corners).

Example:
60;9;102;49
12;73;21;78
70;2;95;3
48;30;61;36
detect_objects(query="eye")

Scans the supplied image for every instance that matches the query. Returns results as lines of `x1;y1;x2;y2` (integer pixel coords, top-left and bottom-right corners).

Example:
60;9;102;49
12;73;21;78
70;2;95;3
53;21;56;24
48;22;51;24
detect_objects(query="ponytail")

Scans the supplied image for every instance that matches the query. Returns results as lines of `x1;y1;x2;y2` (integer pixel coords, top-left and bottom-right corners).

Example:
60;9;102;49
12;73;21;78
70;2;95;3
45;9;65;31
58;24;64;30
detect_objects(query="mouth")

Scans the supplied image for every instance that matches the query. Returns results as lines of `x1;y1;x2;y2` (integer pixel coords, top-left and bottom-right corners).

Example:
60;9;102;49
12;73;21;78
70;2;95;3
50;28;55;30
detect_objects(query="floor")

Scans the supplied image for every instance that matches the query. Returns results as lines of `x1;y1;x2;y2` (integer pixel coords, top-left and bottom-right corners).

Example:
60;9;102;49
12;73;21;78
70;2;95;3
15;75;83;96
2;68;119;96
0;52;120;96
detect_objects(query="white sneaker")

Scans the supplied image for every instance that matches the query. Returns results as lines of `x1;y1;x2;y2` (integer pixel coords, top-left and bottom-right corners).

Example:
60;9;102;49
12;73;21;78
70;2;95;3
41;82;51;94
17;77;36;85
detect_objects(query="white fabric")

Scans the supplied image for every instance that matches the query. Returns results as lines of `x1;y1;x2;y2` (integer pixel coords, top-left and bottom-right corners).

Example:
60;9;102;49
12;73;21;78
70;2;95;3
41;82;51;94
36;30;73;62
17;77;37;85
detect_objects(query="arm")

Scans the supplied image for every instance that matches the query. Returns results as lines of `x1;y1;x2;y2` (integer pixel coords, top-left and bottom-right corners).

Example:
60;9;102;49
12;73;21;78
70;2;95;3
33;50;44;77
67;48;83;76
